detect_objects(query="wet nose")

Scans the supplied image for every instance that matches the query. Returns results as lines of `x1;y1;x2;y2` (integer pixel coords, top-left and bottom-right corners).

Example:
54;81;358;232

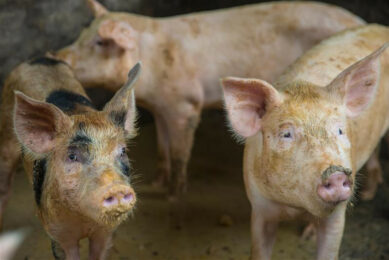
317;171;352;203
102;186;136;209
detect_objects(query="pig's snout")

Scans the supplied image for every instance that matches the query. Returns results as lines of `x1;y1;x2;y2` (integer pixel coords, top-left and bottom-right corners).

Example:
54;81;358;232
102;186;136;210
317;171;352;204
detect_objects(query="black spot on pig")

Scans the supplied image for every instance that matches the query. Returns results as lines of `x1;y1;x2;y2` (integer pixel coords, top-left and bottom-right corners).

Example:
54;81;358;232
46;90;95;112
120;161;130;177
33;158;47;206
29;57;66;66
110;110;126;128
71;132;92;145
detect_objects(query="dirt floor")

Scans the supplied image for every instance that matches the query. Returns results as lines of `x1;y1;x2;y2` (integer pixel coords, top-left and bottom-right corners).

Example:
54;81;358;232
4;110;389;260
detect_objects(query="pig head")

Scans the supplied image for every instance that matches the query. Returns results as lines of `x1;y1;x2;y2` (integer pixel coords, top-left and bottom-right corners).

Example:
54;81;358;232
222;43;388;217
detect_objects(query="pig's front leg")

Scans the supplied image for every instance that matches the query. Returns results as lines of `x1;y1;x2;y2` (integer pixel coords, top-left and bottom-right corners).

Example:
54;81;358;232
315;203;347;260
88;229;112;260
53;240;80;260
153;114;171;187
250;207;279;260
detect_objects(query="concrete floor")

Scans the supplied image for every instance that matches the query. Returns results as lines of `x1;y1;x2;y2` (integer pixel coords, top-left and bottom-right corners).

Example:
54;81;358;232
3;110;389;260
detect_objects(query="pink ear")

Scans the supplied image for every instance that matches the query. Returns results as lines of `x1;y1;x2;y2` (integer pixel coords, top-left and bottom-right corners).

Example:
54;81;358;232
86;0;108;17
221;77;282;137
13;92;71;155
328;43;389;117
98;19;137;50
104;62;141;138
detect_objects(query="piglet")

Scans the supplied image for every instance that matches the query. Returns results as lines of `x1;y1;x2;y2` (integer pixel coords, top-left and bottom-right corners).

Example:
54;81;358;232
0;57;141;259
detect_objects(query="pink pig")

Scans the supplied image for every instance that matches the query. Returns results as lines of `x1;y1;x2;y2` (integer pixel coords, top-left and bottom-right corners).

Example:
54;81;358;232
221;24;389;259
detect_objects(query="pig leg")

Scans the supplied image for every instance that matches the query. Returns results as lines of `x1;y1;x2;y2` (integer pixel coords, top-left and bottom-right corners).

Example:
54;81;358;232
52;236;80;260
167;110;201;198
250;206;278;260
0;124;21;230
152;114;171;187
301;222;316;241
61;243;80;260
51;240;66;260
315;203;346;260
88;230;112;260
360;146;383;200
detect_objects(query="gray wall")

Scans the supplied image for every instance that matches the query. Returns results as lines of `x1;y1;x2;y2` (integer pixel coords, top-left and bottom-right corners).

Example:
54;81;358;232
0;0;388;85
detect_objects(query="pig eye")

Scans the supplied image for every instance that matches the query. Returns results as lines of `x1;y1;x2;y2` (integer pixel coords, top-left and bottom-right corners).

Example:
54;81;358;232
338;128;343;135
68;153;78;162
280;131;293;139
96;39;110;47
282;132;292;138
278;125;295;142
120;147;126;157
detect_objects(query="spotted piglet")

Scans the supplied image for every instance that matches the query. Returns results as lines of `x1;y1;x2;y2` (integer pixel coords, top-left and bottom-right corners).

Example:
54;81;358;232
0;58;140;259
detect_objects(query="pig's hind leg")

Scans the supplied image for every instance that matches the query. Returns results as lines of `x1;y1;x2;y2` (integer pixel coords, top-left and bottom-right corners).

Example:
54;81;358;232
152;114;171;188
166;109;201;198
360;146;383;201
0;120;21;230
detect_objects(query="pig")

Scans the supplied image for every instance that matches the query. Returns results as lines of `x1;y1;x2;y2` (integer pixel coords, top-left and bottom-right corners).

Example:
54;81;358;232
53;0;365;198
0;58;140;259
221;24;389;260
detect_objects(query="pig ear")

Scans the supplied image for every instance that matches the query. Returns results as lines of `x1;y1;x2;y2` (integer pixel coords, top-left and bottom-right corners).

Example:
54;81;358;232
104;62;141;137
98;19;137;50
86;0;108;17
13;92;72;155
221;77;282;138
327;43;389;117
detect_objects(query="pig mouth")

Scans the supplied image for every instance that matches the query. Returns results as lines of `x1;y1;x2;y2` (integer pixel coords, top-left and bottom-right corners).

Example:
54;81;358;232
99;206;134;227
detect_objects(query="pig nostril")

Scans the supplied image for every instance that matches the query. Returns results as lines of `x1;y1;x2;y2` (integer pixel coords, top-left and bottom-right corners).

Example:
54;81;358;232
343;181;350;187
324;183;331;189
103;196;118;207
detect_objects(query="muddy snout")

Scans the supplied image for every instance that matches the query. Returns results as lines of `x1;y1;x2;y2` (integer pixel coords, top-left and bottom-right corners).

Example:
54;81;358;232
317;165;353;204
102;185;136;212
